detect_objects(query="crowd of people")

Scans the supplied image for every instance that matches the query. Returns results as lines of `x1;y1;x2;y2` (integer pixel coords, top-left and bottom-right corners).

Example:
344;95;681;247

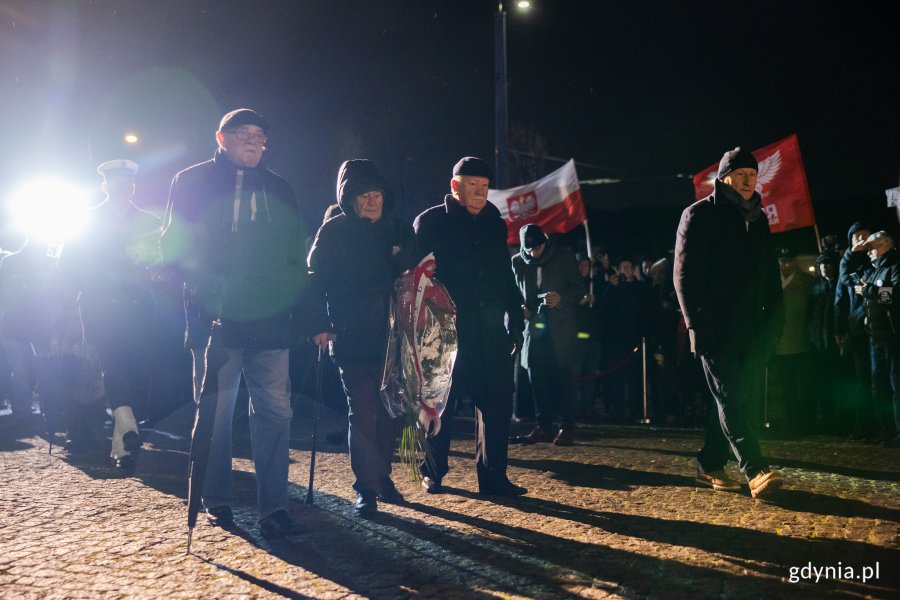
2;108;898;532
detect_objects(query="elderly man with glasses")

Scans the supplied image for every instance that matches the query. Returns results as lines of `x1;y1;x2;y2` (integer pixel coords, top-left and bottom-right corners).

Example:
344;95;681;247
162;109;310;536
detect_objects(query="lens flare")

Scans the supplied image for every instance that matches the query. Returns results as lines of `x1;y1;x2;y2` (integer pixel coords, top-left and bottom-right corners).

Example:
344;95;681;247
7;180;92;244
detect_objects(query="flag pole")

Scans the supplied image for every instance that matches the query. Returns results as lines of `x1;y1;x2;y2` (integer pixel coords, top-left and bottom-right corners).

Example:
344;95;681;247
813;224;823;253
583;220;594;305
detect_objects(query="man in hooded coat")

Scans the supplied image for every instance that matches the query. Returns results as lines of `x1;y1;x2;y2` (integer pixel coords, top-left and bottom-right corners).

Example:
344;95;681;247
308;159;419;515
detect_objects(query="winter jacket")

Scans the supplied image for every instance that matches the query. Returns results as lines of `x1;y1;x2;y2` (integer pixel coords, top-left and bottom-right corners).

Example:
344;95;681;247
835;247;871;337
673;179;784;357
58;202;162;346
414;195;524;400
162;150;309;349
861;247;900;347
307;160;419;365
511;239;583;370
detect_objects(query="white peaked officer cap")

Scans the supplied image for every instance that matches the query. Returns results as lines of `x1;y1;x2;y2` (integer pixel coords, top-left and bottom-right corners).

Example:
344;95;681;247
96;159;139;179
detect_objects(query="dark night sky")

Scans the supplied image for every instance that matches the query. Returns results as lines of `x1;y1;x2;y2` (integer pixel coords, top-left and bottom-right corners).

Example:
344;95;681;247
1;0;897;256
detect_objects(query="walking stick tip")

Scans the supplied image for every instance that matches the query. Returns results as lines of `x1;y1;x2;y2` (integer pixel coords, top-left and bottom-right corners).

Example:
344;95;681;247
187;527;193;555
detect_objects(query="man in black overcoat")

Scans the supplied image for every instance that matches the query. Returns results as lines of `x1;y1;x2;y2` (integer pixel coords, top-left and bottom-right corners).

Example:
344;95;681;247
673;146;785;499
413;157;526;496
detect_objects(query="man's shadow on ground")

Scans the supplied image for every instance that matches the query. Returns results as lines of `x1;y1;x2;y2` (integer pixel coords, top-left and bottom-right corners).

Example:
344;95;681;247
397;489;898;598
595;440;900;483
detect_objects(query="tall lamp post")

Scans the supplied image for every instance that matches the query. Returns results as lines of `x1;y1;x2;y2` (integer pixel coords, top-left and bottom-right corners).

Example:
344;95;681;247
494;1;530;190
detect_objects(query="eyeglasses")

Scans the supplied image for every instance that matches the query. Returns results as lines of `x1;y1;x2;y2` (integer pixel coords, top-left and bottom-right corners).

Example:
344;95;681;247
225;129;267;143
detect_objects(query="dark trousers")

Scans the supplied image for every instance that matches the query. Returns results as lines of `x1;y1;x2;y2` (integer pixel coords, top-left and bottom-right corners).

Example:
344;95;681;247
847;333;878;435
870;342;900;438
340;363;399;493
420;390;513;486
697;352;769;480
528;338;576;431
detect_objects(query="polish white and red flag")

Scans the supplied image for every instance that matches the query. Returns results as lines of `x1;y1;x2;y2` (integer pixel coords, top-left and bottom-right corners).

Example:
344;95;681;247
488;159;586;245
692;134;816;234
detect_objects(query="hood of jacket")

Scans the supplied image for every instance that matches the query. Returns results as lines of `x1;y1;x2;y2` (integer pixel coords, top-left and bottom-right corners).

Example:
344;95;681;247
336;159;395;219
519;236;556;266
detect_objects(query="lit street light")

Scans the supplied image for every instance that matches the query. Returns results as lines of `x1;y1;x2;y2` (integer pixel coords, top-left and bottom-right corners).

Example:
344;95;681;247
124;133;139;144
495;0;530;189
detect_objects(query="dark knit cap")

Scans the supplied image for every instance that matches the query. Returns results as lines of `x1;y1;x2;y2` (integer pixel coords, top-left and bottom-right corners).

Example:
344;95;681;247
717;147;758;179
520;223;548;250
847;221;871;243
219;108;269;133
815;252;837;266
453;156;492;179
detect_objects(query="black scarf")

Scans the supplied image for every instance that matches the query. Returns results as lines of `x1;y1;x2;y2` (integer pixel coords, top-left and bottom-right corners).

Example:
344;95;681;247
717;179;764;223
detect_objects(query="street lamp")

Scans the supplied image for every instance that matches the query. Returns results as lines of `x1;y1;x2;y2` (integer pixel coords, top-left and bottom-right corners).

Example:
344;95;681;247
494;0;530;189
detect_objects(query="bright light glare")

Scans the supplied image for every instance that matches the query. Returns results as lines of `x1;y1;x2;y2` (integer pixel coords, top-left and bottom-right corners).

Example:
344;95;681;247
7;180;92;244
124;133;139;144
516;0;531;9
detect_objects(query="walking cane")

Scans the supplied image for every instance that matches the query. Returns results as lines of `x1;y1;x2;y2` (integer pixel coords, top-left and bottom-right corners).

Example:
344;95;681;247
763;367;771;429
305;345;324;505
640;337;651;425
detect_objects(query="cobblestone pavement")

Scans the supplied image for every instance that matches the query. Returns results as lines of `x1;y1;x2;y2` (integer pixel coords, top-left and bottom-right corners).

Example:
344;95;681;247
1;398;898;599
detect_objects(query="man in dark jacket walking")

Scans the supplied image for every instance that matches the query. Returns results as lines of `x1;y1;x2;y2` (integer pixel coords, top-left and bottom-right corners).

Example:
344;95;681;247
162;109;308;536
673;146;785;499
856;231;900;444
512;224;583;445
414;157;526;496
308;159;419;515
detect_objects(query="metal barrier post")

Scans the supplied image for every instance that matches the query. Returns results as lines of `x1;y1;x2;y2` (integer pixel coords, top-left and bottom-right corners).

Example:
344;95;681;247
640;337;651;425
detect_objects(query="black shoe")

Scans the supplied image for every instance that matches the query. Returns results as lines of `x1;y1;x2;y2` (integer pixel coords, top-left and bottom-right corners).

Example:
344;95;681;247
478;478;527;497
123;430;142;453
519;426;554;444
259;509;302;537
115;454;136;469
205;505;235;528
355;490;378;516
378;478;405;504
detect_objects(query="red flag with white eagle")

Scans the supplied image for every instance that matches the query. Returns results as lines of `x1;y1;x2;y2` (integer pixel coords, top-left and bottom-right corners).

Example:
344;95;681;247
692;134;815;234
488;159;586;245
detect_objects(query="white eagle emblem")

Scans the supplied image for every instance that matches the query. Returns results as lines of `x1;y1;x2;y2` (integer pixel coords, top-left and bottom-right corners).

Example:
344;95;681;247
507;191;538;221
755;150;781;194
